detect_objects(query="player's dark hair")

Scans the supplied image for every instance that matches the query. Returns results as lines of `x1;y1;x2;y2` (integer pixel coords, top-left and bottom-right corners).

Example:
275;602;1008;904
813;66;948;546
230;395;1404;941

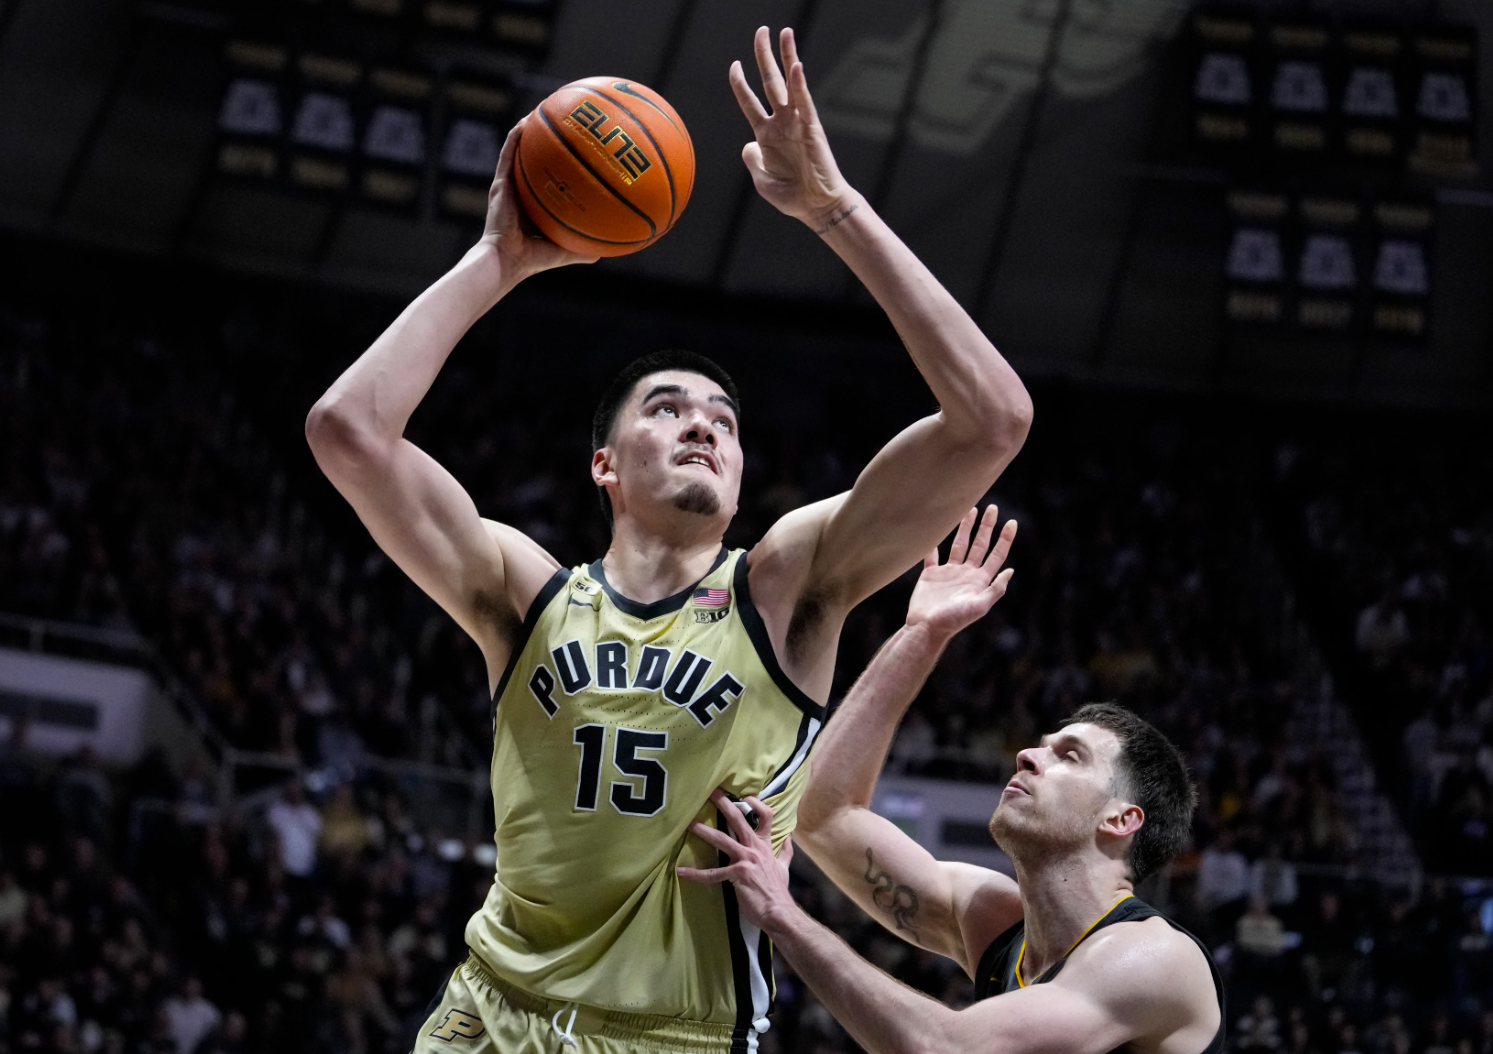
1059;702;1197;883
590;350;740;528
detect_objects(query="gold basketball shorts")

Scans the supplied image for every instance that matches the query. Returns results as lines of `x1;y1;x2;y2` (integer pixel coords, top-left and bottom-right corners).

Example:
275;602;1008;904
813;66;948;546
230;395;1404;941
411;954;740;1054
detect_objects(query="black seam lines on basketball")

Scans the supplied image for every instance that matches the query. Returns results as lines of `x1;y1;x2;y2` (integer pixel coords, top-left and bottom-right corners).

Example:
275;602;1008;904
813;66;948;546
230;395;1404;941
588;84;677;228
610;81;691;151
611;82;695;203
536;106;657;241
517;143;651;247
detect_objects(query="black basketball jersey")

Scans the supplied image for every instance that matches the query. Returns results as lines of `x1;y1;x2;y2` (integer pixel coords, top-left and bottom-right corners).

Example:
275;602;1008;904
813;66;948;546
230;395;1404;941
973;896;1226;1054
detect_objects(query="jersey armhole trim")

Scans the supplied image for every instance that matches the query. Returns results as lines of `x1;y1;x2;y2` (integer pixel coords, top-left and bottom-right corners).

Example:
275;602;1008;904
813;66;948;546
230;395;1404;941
973;919;1024;1000
733;554;827;722
490;566;572;707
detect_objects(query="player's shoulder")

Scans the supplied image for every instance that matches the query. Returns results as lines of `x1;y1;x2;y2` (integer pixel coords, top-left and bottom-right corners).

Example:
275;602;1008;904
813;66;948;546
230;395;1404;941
481;519;565;616
1060;915;1215;1011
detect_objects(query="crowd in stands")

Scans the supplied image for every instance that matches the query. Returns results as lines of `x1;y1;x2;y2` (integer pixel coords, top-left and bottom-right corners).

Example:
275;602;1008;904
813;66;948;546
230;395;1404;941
1273;428;1493;875
2;272;1492;1053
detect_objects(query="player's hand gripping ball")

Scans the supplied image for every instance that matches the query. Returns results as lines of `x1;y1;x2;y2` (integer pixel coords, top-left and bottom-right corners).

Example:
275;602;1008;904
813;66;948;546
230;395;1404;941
514;78;695;257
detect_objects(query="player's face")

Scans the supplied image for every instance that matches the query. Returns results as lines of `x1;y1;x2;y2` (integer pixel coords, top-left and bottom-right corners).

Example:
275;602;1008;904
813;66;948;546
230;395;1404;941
599;370;742;529
988;723;1127;861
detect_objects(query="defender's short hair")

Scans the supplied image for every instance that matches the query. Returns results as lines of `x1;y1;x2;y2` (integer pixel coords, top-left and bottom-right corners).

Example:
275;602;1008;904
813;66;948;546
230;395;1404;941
590;351;740;527
1059;702;1197;882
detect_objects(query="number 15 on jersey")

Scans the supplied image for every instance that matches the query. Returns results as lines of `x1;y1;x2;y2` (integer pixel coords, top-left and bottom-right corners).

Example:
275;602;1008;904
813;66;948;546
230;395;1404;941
573;725;669;817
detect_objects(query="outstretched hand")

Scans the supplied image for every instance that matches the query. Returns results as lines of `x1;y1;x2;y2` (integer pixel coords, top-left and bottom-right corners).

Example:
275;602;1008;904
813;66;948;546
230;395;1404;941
478;116;599;277
677;789;798;935
905;506;1018;643
729;27;856;231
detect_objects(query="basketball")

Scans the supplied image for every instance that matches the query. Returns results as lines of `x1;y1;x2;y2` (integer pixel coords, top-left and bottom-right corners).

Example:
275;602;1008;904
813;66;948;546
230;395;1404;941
514;77;695;257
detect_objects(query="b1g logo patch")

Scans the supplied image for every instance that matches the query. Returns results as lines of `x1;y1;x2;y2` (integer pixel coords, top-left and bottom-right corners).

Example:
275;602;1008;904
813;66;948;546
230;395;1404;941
430;1009;486;1041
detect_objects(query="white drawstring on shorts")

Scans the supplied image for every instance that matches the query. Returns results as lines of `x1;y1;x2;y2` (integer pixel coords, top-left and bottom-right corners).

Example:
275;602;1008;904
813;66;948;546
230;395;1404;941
552;1003;579;1049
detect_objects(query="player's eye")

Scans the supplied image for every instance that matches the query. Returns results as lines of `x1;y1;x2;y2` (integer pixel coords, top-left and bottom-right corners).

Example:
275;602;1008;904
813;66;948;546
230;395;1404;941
715;418;734;434
1066;751;1081;762
654;403;677;417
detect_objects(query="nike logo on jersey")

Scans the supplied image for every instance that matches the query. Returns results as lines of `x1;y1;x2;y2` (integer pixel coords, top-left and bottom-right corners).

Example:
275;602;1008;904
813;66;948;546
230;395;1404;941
527;639;745;728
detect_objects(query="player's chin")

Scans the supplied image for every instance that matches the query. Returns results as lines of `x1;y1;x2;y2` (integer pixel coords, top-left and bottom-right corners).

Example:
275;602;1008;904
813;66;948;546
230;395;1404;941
987;800;1032;846
672;481;723;517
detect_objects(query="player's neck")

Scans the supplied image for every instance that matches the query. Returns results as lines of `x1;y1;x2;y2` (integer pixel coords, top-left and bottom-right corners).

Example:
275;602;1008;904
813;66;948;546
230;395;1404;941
602;523;726;605
1012;854;1133;981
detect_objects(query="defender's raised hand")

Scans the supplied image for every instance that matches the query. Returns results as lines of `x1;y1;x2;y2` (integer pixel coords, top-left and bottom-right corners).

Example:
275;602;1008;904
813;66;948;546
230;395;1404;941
729;26;856;231
905;506;1017;643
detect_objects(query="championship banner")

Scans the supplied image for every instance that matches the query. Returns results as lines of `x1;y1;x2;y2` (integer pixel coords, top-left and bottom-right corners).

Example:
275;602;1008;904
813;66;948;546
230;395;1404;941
438;77;514;219
360;67;433;211
216;40;289;182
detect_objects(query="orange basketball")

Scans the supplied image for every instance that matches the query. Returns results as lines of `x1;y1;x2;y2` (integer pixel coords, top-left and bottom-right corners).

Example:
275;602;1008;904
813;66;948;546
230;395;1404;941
514;77;694;257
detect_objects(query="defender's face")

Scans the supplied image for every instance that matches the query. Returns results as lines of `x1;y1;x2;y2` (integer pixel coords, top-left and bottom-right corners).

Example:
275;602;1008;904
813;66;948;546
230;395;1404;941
598;370;742;526
988;722;1126;854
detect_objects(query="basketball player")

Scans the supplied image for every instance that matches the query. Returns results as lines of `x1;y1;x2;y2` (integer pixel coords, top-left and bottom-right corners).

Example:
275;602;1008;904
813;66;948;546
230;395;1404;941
306;25;1031;1054
681;507;1224;1054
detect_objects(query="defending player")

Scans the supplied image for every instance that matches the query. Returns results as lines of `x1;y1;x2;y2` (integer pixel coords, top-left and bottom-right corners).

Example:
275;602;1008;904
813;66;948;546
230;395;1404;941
681;507;1224;1054
306;26;1031;1054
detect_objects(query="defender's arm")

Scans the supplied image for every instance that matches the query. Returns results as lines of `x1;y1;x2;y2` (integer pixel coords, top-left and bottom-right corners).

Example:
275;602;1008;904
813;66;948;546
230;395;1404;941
684;802;1214;1054
305;119;592;681
796;508;1022;974
763;907;1208;1054
731;29;1032;616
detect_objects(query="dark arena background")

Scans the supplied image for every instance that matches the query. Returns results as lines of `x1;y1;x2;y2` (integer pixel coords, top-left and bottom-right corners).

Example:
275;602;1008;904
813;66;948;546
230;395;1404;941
1;0;1492;1052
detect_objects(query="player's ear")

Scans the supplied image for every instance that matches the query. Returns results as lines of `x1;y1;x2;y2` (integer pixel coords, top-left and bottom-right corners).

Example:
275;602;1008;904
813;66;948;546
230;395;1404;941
1100;802;1144;840
591;448;618;489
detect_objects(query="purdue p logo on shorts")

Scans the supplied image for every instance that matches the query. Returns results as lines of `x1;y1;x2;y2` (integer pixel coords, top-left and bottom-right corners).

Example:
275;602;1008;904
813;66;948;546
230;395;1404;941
430;1009;486;1041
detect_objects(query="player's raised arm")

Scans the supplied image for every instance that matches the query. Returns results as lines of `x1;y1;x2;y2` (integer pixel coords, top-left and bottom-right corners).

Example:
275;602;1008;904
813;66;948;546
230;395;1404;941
305;119;594;682
794;508;1022;975
731;28;1032;618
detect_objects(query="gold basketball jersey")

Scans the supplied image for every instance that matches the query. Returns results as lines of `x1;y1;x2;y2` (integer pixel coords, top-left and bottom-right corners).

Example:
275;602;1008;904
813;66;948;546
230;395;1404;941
465;547;825;1044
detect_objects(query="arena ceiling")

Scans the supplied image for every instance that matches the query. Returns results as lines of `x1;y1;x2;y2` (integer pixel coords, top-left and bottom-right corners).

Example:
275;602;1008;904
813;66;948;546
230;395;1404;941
0;0;1490;405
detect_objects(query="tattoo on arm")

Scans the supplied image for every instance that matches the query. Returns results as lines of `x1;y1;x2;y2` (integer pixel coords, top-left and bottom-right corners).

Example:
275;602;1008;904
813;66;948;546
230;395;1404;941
863;849;920;933
814;204;859;235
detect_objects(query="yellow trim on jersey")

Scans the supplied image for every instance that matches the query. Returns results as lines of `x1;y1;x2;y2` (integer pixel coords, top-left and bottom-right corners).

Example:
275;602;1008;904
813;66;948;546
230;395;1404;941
1014;894;1135;988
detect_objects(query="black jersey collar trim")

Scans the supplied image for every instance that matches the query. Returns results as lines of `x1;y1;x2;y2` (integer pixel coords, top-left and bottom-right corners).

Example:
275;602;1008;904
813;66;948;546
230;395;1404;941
490;567;571;706
587;545;730;621
733;554;827;722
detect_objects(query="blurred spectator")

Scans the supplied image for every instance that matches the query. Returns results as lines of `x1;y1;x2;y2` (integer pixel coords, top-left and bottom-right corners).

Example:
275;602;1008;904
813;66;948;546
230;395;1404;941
1299;891;1354;999
1356;591;1409;669
162;975;222;1054
0;871;26;928
1251;843;1300;910
267;781;322;880
1237;995;1282;1050
1197;828;1251;928
320;785;369;860
1237;897;1288;958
